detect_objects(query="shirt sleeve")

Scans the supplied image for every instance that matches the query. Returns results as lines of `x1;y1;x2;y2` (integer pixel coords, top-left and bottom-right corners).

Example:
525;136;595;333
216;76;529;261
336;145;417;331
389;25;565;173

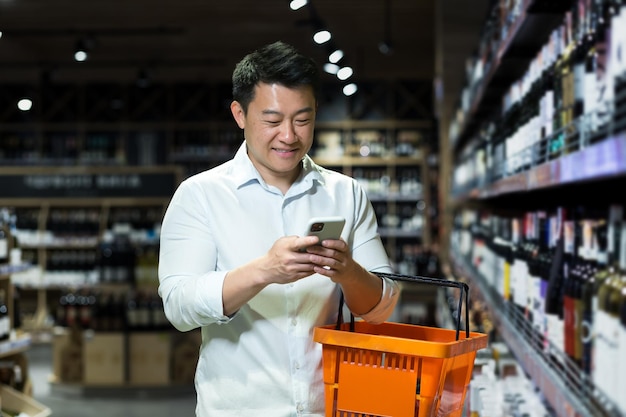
358;275;400;324
158;180;232;332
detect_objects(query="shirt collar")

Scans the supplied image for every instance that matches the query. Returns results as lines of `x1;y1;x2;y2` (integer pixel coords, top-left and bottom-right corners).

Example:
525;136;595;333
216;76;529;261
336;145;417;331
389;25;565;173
230;141;325;191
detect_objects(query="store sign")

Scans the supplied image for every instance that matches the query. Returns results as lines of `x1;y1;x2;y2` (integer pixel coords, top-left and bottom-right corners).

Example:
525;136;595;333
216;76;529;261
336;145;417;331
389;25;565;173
0;172;178;198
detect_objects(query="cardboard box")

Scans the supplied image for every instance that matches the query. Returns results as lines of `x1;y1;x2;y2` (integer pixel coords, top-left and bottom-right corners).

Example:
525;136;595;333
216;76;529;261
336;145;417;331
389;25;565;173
0;384;51;417
82;331;125;385
52;327;83;383
171;330;201;384
128;332;171;385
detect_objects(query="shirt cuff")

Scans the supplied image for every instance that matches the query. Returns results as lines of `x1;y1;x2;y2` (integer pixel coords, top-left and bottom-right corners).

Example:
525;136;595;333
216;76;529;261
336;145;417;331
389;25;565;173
358;276;400;324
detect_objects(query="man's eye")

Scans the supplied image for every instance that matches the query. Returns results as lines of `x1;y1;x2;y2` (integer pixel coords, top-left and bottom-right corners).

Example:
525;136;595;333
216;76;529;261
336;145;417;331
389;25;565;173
296;119;311;125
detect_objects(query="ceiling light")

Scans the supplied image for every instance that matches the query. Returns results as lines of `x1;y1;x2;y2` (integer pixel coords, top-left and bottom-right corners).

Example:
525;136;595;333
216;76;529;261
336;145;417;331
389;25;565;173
378;40;393;55
74;39;88;62
323;63;340;74
337;66;353;81
74;50;87;62
343;84;358;96
0;31;3;39
136;69;151;88
313;30;331;44
289;0;308;10
328;49;343;64
17;98;32;111
379;0;394;56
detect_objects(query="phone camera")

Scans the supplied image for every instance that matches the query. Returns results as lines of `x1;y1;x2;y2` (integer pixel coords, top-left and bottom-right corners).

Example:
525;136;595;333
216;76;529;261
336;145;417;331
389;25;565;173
311;222;324;232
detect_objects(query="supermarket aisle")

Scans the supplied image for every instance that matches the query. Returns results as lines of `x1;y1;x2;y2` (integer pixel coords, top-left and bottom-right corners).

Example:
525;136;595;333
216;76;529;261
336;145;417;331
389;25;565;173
26;343;197;417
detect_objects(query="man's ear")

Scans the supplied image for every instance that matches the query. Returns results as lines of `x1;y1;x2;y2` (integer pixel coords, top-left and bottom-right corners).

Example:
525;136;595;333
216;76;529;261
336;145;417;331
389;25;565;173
230;101;246;129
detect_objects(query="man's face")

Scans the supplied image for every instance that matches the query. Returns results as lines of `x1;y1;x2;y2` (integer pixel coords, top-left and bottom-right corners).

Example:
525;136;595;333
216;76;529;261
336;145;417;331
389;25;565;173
230;82;316;188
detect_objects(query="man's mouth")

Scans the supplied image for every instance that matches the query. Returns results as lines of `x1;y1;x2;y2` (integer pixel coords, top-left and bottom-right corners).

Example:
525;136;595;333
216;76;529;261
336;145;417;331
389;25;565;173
274;148;297;154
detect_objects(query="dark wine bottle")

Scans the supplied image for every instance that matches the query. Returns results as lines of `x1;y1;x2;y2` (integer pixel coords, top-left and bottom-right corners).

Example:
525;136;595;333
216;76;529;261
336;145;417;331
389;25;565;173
0;289;10;341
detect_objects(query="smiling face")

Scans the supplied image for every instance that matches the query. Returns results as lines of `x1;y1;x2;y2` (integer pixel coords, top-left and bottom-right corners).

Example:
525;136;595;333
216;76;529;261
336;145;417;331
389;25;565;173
230;82;317;193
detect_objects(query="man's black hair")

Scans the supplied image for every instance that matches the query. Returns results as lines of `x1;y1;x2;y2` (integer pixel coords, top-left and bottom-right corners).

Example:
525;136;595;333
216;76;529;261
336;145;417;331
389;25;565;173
232;41;320;113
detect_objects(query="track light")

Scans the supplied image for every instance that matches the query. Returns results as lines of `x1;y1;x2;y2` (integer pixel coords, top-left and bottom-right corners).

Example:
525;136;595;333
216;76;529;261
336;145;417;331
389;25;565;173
289;0;308;10
313;30;331;44
378;40;393;56
323;63;340;75
74;39;88;62
17;98;32;111
337;67;353;81
343;84;358;97
379;0;394;56
328;49;343;64
285;1;356;95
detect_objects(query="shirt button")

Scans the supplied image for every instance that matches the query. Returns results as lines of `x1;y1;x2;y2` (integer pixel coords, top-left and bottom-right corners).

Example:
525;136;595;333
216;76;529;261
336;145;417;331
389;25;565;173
297;403;304;412
294;362;300;370
291;318;297;326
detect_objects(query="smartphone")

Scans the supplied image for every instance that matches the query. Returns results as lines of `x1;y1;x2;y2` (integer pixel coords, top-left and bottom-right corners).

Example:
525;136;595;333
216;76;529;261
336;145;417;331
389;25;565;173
303;216;346;245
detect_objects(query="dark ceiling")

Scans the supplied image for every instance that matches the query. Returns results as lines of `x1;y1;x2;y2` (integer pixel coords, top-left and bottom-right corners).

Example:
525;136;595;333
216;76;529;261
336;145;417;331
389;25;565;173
0;0;436;85
0;0;491;128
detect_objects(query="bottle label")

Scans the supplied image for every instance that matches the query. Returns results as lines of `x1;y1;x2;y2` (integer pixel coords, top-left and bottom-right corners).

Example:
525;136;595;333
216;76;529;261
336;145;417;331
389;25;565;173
0;316;10;339
0;239;7;260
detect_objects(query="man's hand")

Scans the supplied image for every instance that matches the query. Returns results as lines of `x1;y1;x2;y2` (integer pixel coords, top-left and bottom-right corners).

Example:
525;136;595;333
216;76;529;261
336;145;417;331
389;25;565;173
303;238;360;285
256;235;323;285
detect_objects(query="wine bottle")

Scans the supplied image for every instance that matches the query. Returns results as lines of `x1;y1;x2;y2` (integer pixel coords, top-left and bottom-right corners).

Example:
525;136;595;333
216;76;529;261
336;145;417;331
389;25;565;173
618;275;626;415
598;222;625;408
564;216;583;362
546;207;567;358
0;210;9;265
0;289;10;341
593;204;623;399
589;0;613;142
581;219;605;374
573;216;597;366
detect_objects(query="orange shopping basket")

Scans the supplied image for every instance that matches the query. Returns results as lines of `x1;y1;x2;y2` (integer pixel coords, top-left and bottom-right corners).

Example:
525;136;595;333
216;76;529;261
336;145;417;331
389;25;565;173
313;272;488;417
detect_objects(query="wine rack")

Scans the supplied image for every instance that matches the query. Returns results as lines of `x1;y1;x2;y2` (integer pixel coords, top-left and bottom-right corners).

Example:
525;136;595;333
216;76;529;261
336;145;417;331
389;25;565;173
445;1;626;417
0;166;182;339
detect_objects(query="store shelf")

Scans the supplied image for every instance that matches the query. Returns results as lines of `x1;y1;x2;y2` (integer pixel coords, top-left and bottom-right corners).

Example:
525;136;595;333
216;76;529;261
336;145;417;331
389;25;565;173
368;193;423;202
452;133;626;203
0;333;32;358
450;248;623;417
378;228;422;239
48;381;194;399
314;155;423;167
452;0;570;152
0;263;34;278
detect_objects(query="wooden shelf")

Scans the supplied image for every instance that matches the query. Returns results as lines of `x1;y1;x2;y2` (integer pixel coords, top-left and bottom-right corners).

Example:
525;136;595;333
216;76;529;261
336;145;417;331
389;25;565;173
0;333;32;359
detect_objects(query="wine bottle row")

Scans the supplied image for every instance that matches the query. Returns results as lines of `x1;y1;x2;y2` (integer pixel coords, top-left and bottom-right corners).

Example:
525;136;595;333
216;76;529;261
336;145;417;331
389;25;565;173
452;0;626;194
469;342;552;417
452;204;626;414
0;131;122;165
372;201;425;232
314;128;423;160
348;167;423;198
55;289;170;332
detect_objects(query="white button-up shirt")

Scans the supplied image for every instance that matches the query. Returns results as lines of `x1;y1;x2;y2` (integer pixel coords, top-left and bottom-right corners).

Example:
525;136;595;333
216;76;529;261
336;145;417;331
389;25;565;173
158;142;400;417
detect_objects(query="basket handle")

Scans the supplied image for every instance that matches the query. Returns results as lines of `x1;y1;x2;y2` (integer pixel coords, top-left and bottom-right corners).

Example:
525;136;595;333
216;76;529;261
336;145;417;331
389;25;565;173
336;272;470;341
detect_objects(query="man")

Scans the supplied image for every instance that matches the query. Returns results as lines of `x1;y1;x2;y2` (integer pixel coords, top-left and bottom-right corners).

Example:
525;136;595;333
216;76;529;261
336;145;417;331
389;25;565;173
158;41;399;416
